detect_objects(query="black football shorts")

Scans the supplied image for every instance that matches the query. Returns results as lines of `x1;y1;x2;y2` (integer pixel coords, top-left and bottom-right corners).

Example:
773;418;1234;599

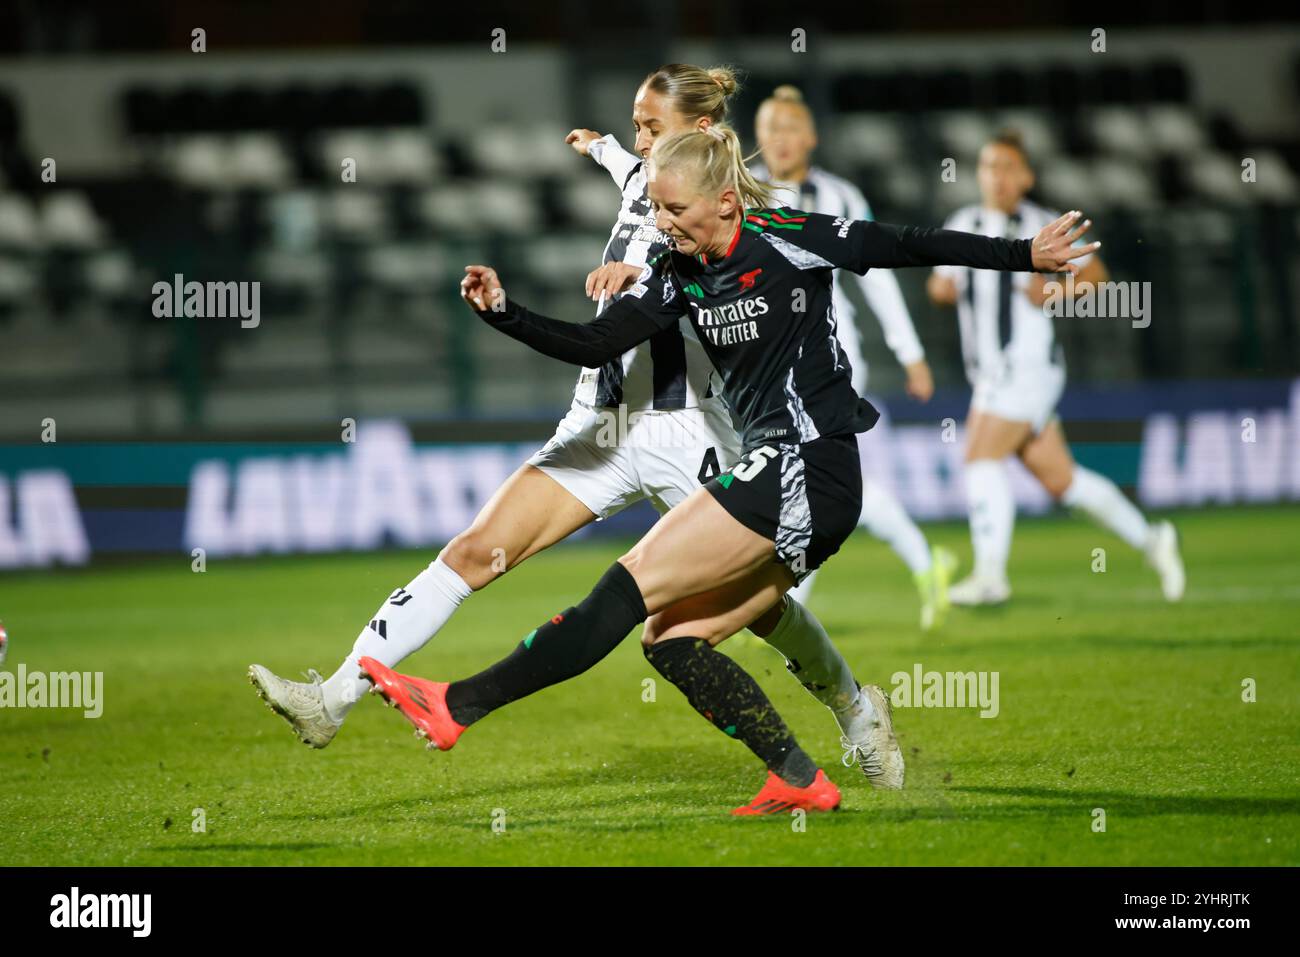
705;433;862;583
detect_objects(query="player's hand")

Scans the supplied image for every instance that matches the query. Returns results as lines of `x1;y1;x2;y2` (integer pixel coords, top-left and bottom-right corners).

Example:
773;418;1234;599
904;360;934;402
585;262;643;302
927;272;959;305
1031;210;1099;276
566;129;602;156
461;265;505;313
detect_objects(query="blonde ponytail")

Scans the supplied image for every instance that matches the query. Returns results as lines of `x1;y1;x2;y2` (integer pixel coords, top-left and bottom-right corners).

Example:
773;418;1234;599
649;125;777;211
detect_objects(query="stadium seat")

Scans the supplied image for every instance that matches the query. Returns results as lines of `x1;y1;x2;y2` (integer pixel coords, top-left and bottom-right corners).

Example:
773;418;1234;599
228;134;294;189
1186;153;1253;206
832;114;907;168
1036;157;1098;210
561;175;624;229
1087;107;1157;158
0;194;41;250
478;182;543;235
1144;105;1206;154
930;112;994;161
40;192;107;249
362;241;446;294
170;136;231;189
992;110;1060;160
1243;151;1300;204
0;256;38;311
322;189;391;241
1089;156;1160;209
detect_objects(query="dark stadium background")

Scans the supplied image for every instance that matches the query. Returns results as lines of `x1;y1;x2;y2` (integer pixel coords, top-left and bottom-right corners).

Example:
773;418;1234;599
0;0;1297;566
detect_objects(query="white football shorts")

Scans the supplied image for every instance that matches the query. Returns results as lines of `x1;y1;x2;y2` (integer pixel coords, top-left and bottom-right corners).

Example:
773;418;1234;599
527;397;743;518
970;358;1066;434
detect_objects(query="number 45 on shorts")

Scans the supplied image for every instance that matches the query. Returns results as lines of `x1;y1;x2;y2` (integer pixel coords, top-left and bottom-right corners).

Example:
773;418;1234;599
715;446;778;487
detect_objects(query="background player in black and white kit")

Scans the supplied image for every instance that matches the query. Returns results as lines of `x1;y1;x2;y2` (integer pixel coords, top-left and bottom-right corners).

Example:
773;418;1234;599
358;125;1098;813
251;65;880;791
753;85;957;630
927;130;1185;606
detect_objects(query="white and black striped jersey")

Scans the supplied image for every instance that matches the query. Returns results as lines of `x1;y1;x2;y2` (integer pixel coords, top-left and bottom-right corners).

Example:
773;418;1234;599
578;134;720;411
478;209;1036;450
935;200;1092;383
755;164;924;392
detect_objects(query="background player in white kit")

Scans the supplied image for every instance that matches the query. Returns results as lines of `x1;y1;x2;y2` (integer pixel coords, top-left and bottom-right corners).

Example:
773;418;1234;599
753;85;956;629
927;130;1185;605
251;64;886;781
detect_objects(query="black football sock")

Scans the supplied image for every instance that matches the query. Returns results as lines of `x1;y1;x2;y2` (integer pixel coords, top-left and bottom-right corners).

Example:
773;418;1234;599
444;561;648;726
644;636;818;788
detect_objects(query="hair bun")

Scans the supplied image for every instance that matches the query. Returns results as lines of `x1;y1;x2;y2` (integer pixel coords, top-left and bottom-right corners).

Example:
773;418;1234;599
772;84;804;102
707;67;739;97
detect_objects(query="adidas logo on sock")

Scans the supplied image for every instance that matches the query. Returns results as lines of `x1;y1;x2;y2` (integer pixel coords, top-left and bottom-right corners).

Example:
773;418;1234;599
368;619;388;639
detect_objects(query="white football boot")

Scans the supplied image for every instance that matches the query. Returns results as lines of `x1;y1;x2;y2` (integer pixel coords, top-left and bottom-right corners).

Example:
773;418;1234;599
248;664;342;748
837;684;905;790
948;570;1012;606
1145;520;1185;602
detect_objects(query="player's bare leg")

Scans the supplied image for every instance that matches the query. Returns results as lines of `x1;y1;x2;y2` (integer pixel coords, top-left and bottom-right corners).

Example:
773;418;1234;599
437;463;599;590
1020;420;1184;601
949;409;1032;605
642;567;904;789
250;464;596;747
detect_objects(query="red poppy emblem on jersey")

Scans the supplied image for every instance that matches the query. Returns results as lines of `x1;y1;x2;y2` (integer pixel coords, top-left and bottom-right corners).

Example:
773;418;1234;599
739;268;763;291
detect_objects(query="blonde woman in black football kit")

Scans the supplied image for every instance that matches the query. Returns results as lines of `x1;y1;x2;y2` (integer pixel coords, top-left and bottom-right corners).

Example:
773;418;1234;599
359;125;1097;814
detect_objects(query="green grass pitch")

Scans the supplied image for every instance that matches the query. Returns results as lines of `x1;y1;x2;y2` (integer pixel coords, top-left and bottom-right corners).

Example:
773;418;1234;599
2;505;1297;866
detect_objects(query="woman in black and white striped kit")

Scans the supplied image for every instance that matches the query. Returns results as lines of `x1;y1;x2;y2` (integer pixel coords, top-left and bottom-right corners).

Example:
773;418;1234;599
928;129;1184;605
753;85;956;629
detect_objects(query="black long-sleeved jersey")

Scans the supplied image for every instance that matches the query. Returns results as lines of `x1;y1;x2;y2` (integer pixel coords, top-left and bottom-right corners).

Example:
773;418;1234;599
479;208;1035;448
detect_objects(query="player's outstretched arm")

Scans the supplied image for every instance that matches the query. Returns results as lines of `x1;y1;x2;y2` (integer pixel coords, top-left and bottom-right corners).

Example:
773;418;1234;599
459;264;677;367
842;211;1099;275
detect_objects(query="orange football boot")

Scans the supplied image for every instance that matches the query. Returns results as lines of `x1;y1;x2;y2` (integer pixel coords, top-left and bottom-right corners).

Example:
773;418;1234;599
357;657;466;751
732;768;841;816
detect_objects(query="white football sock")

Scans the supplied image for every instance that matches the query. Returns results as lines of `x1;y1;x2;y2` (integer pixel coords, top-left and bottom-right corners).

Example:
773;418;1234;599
1061;466;1150;551
965;459;1014;581
834;686;879;737
761;596;862;714
859;477;932;575
320;554;473;722
788;569;818;606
